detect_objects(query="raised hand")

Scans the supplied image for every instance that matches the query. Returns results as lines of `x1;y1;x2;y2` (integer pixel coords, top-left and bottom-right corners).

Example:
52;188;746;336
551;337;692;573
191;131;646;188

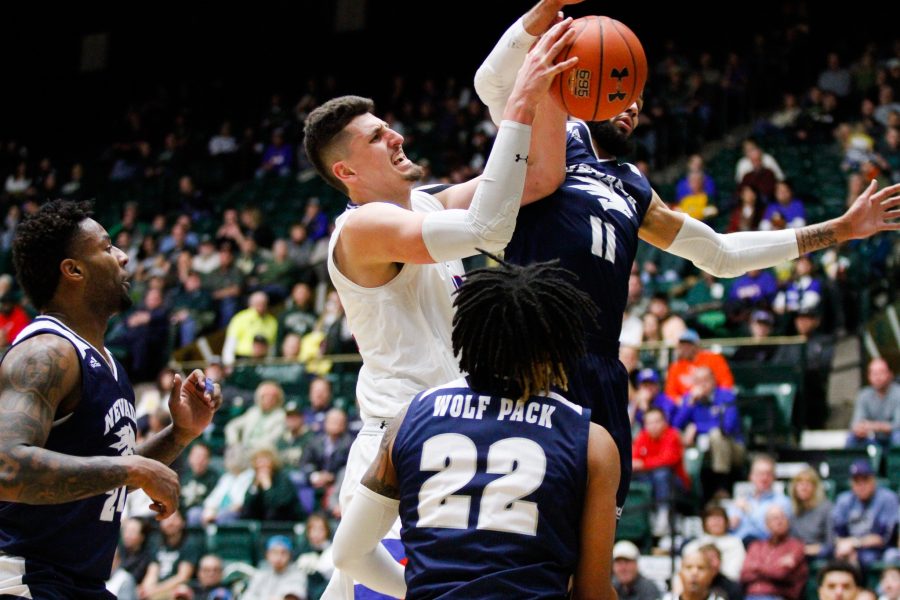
842;180;900;240
168;369;222;443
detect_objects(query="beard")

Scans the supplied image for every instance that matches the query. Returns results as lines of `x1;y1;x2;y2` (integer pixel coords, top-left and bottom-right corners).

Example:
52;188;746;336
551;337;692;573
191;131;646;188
401;162;426;182
586;120;634;157
117;286;134;313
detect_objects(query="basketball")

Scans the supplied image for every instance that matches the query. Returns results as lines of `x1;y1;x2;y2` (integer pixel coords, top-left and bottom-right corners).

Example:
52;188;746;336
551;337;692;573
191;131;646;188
550;15;647;122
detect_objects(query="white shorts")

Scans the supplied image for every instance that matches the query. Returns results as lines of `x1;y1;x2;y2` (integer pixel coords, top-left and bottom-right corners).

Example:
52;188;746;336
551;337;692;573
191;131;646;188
323;418;403;600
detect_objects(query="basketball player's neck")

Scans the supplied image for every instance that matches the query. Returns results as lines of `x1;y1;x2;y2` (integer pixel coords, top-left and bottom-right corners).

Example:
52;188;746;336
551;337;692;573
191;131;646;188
350;184;414;210
42;301;110;351
592;140;615;160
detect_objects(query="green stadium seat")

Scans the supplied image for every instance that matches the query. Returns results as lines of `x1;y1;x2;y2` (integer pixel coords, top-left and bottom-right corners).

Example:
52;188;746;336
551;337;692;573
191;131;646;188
206;521;260;565
616;481;653;552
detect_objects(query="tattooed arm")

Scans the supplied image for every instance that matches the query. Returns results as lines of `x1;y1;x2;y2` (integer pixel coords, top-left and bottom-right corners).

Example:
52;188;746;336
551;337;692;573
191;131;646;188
0;335;180;517
331;404;409;598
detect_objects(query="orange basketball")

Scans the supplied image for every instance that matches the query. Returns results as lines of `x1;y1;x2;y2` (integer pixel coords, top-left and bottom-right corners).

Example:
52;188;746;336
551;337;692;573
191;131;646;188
550;15;647;122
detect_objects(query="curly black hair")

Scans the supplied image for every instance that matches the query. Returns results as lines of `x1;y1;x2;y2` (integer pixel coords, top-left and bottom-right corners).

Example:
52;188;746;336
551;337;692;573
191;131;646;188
303;95;374;194
452;252;598;400
12;200;93;309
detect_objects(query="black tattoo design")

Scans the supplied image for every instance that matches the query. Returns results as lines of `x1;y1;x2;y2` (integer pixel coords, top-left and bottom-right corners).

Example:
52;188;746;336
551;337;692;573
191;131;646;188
796;223;838;255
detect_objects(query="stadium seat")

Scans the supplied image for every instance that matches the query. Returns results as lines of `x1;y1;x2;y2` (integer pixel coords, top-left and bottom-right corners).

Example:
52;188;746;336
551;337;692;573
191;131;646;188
616;481;653;552
206;521;260;566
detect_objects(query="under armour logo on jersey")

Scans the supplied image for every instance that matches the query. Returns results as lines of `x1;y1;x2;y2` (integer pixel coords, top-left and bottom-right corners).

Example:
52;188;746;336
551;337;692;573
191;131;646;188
515;154;528;163
90;356;102;369
380;420;388;430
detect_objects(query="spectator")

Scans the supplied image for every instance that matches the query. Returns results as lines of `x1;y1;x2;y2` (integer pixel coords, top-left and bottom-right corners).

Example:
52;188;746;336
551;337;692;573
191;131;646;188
141;511;204;600
817;561;862;600
222;290;277;367
773;255;823;318
647;293;688;345
241;447;305;522
202;445;254;525
256;128;293;178
243;536;307;600
304;377;333;434
683;506;746;581
279;282;318;343
847;358;900;449
676;154;717;202
253;238;295;303
727;184;766;233
698;544;743;600
727;269;778;313
760;181;807;230
633;368;678;426
740;505;808;600
612;541;661;600
677;171;718;221
209;121;237;156
734;139;785;184
302;198;330;242
772;306;835;429
224;381;287;452
665;330;735;400
192;235;220;275
296;512;334;600
879;567;900;600
672;367;744;495
106;549;138;600
632;407;690;535
181;443;221;526
789;465;834;558
168;270;215;347
664;549;724;600
0;291;30;347
818;52;852;98
732;310;779;362
728;454;792;546
191;554;233;600
108;286;170;382
300;408;351;483
832;460;899;569
119;517;154;584
203;239;244;328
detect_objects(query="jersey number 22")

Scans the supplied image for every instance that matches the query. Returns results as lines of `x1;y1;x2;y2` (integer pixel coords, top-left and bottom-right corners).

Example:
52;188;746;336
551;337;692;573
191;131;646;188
417;433;546;536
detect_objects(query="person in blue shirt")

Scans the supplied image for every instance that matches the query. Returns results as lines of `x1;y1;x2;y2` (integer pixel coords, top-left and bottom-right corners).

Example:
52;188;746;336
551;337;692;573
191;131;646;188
832;459;899;569
632;367;677;428
330;256;621;600
0;200;222;599
673;366;745;498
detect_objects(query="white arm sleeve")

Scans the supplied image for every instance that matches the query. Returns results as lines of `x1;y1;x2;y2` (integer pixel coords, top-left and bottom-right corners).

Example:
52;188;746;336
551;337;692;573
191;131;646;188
421;120;531;262
331;485;406;599
474;17;537;126
666;215;800;278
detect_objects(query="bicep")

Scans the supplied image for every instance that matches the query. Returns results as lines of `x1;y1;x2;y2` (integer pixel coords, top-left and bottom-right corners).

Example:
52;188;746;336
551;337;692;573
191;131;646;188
638;191;686;249
0;336;79;448
340;203;434;266
572;423;620;600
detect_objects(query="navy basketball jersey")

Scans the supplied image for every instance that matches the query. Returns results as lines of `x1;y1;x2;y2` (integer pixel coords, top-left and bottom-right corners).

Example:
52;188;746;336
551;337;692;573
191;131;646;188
505;120;653;354
0;316;136;592
392;378;591;599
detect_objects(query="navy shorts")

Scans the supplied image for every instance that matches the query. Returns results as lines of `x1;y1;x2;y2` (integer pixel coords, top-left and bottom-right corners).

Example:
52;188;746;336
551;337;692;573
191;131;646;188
566;351;632;513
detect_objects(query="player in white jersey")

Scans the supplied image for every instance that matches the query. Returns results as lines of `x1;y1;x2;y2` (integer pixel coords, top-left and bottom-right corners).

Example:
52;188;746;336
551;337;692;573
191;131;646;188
303;20;579;599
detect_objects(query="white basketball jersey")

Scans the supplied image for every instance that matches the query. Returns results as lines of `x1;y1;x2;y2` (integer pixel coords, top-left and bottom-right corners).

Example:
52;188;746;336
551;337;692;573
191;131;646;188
327;191;465;420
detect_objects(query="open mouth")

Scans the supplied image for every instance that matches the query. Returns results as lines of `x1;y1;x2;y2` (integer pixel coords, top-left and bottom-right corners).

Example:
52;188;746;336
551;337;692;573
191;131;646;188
392;150;409;167
614;118;633;134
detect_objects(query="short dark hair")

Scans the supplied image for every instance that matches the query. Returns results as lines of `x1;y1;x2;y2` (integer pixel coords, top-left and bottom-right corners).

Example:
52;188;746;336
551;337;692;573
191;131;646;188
452;254;597;400
12;200;93;310
817;560;862;588
304;95;374;194
644;406;667;421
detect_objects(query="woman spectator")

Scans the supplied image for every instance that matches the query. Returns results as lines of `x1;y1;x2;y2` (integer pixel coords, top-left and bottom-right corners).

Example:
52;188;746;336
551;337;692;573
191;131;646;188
202;445;254;525
727;184;765;233
789;465;834;557
682;505;746;581
241;447;305;522
296;512;335;600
